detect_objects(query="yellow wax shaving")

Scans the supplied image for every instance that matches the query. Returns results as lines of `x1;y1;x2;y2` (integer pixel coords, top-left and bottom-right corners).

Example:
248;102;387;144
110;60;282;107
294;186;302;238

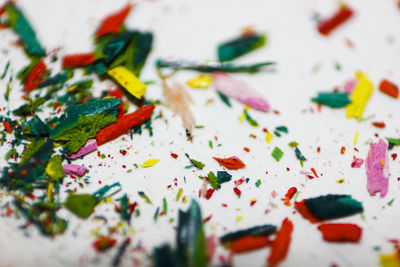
47;183;53;200
182;196;188;203
107;66;146;99
186;75;213;89
236;216;243;222
67;85;77;93
176;188;183;201
337;178;345;184
91;228;100;236
140;158;160;168
381;160;385;166
265;132;273;143
128;227;135;235
346;72;373;121
353;131;359;145
210;224;216;231
239;105;250;122
250;198;257;202
106;196;112;203
380;252;400;267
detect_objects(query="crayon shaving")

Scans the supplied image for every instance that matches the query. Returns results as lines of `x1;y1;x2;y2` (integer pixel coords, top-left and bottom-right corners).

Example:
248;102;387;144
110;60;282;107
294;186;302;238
63;164;87;176
162;80;196;133
366;139;389;197
213;72;269;112
346;72;373;121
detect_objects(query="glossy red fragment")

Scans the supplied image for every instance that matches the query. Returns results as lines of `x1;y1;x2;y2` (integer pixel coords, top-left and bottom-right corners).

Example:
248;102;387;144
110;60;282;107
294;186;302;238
372;122;386;128
318;6;354;36
95;4;132;38
92;236;117;252
213;156;246;170
109;88;125;118
233;187;241;196
3;121;12;133
317;223;362;242
379;79;399;98
62;53;95;68
267;218;294;267
281;187;297;206
227;235;272;254
24;60;47;93
294;200;322;223
96;105;155;145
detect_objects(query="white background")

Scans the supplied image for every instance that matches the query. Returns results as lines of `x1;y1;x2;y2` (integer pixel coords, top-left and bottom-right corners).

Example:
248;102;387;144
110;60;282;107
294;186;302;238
0;0;400;266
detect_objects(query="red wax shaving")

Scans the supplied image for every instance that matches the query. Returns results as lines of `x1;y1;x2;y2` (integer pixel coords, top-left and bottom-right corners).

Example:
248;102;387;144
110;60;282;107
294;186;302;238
213;156;246;170
317;223;362;242
281;187;297;206
310;167;319;178
3;121;12;133
340;146;346;155
62;52;95;68
24;60;47;93
318;6;354;36
170;153;178;159
379;79;399;98
205;188;215;200
267;218;294;267
92;236;117;252
227;235;272;254
392;154;398;161
233;187;241;196
294;200;321;223
372;122;386;128
203;214;213;223
95;4;133;38
96;105;155;145
109;88;125;118
0;5;5;16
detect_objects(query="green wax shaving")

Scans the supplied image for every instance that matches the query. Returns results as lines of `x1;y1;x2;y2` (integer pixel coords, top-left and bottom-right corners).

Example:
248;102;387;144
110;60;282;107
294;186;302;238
386;138;400;146
119;194;132;224
156;59;275;73
177;200;207;267
1;139;53;192
93;182;121;201
138;191;153;204
1;61;10;79
37;71;72;88
217;91;232;107
311;92;351;108
271;147;284;162
295;147;306;161
15;199;67;236
163;197;168;215
19;138;46;165
13;97;46;116
276;126;288;133
207;171;220;190
185;153;205;169
217;171;232;183
111;30;153;77
95;32;133;66
220;224;277;244
288;141;299;147
51;98;120;154
5;4;46;56
244;109;258;127
154;245;177;267
218;33;267;62
64;193;97;219
23;115;52;136
304;194;364;220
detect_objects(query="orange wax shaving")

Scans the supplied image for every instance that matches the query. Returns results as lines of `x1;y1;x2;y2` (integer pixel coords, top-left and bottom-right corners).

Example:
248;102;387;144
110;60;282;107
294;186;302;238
62;53;96;68
317;223;362;242
213;156;246;170
24;60;47;93
95;4;133;38
227;235;272;254
267;218;294;267
96;104;155;145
